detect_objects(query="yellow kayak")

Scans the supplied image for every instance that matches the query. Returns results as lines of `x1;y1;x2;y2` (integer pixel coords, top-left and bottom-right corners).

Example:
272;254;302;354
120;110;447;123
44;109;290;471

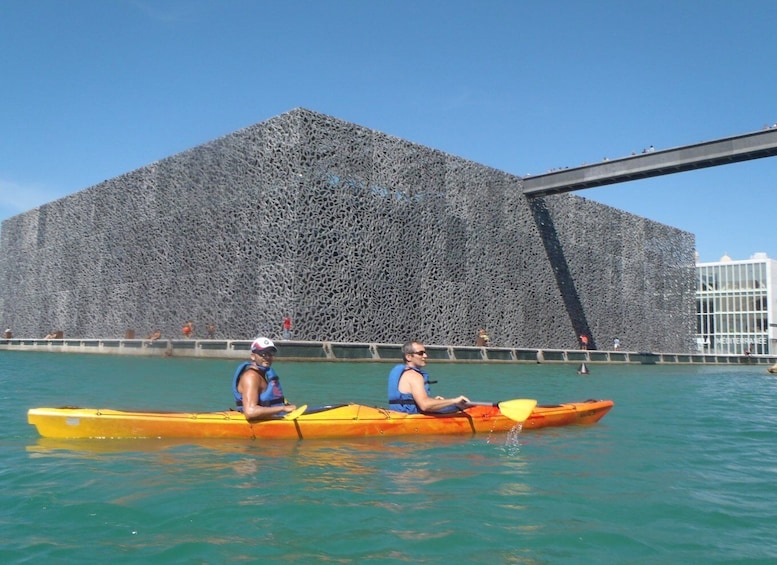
27;399;613;440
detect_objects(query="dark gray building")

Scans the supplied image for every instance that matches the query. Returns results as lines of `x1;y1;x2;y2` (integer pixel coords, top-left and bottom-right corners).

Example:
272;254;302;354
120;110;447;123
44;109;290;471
0;108;695;351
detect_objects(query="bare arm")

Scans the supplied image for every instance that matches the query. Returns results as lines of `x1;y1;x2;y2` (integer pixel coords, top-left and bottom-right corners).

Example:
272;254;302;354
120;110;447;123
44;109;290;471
239;369;297;420
400;369;470;413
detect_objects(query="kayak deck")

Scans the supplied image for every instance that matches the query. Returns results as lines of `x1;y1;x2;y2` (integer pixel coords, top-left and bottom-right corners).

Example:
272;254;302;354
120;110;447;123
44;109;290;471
27;400;613;440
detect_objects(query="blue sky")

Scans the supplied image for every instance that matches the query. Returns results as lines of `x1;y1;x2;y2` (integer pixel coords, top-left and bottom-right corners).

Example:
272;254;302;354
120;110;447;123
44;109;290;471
1;0;775;263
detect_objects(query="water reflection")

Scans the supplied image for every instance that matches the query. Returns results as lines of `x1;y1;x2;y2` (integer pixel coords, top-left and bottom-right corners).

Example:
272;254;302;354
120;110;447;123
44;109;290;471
27;432;532;497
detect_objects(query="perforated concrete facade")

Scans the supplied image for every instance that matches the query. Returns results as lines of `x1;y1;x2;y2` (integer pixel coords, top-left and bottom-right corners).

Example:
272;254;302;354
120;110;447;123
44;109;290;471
0;108;696;351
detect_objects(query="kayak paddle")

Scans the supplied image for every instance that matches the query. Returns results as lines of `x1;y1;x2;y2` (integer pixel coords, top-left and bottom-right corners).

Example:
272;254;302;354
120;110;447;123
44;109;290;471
497;399;537;422
283;404;308;420
468;399;537;422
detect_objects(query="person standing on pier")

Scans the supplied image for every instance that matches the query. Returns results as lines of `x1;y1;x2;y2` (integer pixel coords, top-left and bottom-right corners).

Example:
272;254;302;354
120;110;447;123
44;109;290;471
282;316;292;340
476;329;490;347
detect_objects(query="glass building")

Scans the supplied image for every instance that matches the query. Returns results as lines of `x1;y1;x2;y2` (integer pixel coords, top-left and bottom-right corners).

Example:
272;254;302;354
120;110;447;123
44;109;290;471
696;253;777;355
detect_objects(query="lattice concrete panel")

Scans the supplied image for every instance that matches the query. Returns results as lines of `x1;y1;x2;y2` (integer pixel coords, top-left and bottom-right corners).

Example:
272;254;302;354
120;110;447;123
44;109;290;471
0;108;696;351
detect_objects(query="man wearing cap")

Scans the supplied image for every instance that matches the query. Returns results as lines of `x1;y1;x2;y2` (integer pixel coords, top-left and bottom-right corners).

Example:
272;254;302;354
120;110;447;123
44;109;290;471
232;337;298;419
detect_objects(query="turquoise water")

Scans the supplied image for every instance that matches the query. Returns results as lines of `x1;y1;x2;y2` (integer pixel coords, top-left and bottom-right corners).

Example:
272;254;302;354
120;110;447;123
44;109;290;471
3;351;777;564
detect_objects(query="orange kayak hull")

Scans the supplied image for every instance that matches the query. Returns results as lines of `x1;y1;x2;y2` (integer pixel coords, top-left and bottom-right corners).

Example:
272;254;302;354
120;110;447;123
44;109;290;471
27;400;613;440
525;399;614;429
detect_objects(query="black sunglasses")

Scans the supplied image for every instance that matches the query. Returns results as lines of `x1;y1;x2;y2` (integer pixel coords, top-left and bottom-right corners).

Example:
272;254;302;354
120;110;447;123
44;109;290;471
412;350;428;356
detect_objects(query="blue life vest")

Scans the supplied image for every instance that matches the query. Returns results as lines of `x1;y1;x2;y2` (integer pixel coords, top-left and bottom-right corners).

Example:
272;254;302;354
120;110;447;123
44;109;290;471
232;361;286;411
387;364;432;414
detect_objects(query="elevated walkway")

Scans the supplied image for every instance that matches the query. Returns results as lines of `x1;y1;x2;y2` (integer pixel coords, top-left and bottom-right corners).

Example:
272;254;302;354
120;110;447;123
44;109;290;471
1;338;774;367
523;127;777;196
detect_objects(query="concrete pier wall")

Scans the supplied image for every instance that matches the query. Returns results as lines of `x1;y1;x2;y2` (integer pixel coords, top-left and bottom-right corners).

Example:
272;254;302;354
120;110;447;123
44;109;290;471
1;339;773;367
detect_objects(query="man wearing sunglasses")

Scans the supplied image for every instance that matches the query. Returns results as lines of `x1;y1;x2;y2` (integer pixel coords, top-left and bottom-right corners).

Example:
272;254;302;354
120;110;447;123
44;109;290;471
388;341;470;414
232;337;298;420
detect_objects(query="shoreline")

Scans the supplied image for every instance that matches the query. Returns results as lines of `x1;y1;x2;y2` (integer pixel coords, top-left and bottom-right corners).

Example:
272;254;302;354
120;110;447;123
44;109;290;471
1;338;774;367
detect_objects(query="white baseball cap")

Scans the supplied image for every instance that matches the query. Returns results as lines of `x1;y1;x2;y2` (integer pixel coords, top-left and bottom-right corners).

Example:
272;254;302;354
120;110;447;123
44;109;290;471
251;337;277;353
